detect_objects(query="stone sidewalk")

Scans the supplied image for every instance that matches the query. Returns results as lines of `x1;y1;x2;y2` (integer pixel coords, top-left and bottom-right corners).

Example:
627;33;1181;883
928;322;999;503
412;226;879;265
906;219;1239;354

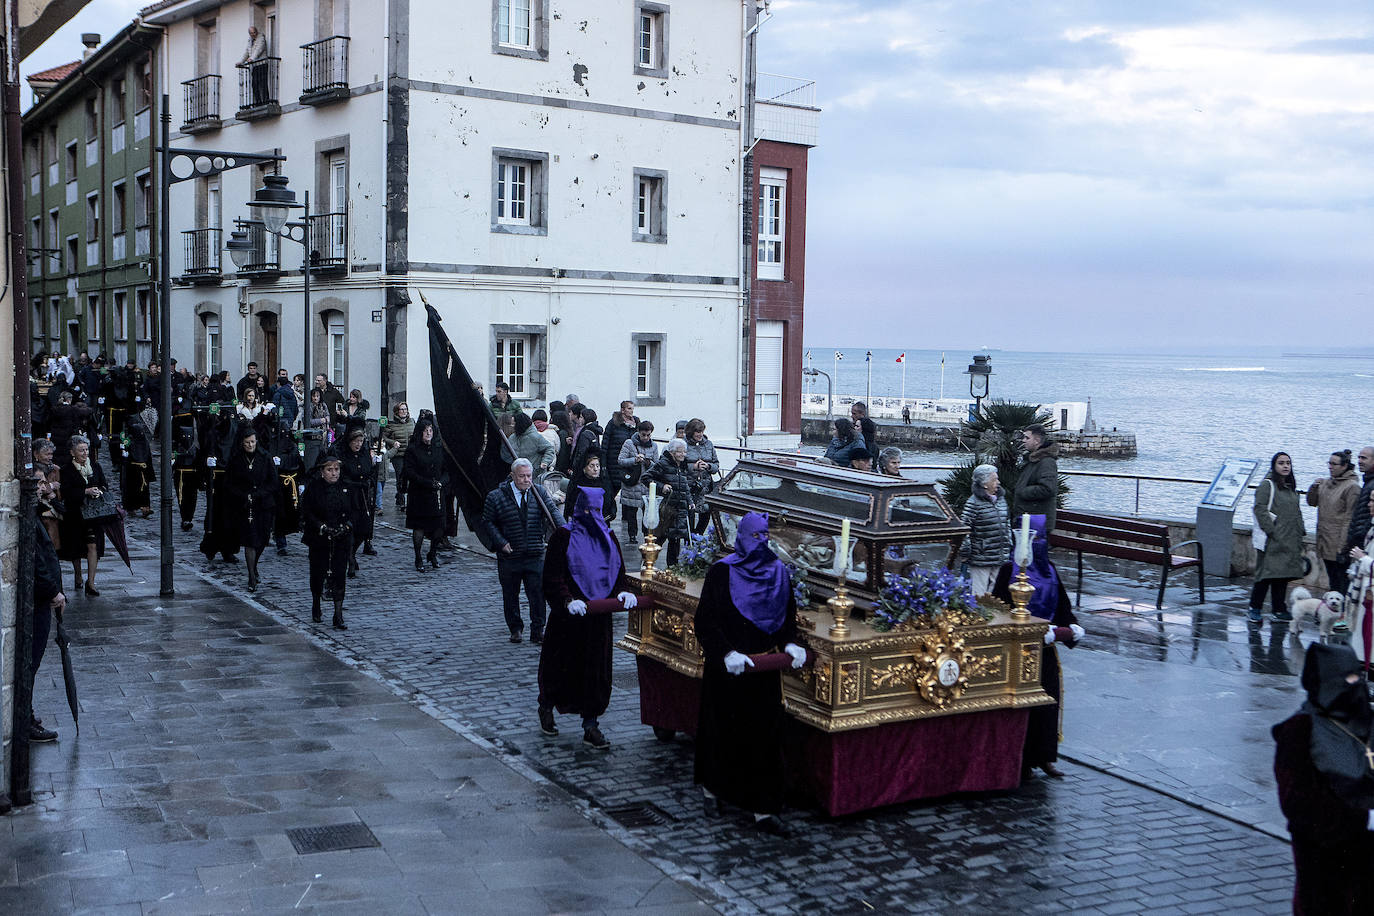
2;541;712;914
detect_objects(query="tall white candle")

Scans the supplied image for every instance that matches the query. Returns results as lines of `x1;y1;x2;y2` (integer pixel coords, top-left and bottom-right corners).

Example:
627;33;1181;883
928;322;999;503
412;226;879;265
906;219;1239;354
1021;512;1031;544
648;481;656;504
837;518;851;573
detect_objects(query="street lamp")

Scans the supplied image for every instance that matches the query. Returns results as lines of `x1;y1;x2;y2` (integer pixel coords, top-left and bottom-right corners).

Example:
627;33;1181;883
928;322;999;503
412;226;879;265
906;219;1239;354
966;354;992;419
803;367;833;424
240;175;312;391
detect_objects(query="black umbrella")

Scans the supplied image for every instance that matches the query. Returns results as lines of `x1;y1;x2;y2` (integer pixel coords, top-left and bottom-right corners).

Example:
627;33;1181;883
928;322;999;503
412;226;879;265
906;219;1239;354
52;606;79;732
99;507;133;571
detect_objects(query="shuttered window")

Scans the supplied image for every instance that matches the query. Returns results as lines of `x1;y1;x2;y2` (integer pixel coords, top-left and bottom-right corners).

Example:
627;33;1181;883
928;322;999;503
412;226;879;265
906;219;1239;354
754;320;784;431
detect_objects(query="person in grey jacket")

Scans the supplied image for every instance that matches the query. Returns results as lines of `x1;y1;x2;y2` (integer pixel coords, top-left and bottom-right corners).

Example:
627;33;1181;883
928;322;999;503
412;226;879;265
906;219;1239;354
961;464;1012;596
684;419;720;534
1014;424;1060;532
617;420;658;545
512;412;556;474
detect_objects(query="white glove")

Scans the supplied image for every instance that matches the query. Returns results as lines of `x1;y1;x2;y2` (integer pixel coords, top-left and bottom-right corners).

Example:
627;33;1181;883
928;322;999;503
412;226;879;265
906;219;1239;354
206;457;216;468
567;599;588;616
1070;624;1085;641
1367;810;1374;831
272;455;281;466
723;650;755;675
98;397;106;404
298;485;306;494
617;591;638;609
784;643;807;669
1044;626;1056;645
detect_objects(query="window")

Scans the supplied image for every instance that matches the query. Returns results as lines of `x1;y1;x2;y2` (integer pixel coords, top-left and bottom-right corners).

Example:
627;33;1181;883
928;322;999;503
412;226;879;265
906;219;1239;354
87;293;101;341
327;313;346;386
757;167;787;281
494;334;528;397
49;298;61;342
135;58;151;110
754;320;784;431
134;172;151;227
630;333;666;405
47;210;59;270
111;77;126;125
632;168;667;243
112;181;127;234
46;125;58;185
86;192;100;240
113;292;127;339
29;217;40;273
85;97;98;140
66;236;78;274
491;148;547;235
32;301;45;341
633;3;669;78
204;313;221;375
65;142;77;180
493;0;547;60
26;138;39;180
135;289;151;341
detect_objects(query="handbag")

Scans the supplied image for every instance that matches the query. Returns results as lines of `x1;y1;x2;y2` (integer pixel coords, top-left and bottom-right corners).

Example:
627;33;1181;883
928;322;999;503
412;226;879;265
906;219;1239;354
80;488;119;523
1252;480;1275;552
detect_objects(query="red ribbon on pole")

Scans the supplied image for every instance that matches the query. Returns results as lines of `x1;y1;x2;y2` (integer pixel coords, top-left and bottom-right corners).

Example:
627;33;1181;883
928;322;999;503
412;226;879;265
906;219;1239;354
583;596;659;615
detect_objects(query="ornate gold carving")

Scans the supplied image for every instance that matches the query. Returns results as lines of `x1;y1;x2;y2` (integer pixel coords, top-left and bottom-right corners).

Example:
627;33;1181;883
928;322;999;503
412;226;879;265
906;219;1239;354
966;652;1004;681
628;609;642;637
655;570;687;589
1021;644;1040;683
838;661;861;704
651;610;684;640
870;661;918;690
815;661;832;703
782;689;1055;732
796;613;816;633
682;627;702;660
911;617;977;709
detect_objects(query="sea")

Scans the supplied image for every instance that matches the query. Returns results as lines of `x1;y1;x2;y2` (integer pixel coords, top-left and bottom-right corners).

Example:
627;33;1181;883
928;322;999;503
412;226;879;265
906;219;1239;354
803;348;1374;523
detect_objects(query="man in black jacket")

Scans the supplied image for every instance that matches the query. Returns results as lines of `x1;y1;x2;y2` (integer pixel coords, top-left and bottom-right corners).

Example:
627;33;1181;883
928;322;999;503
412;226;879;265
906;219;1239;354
29;522;65;742
1344;447;1374;558
602;400;639;504
480;459;559;644
1015;424;1060;532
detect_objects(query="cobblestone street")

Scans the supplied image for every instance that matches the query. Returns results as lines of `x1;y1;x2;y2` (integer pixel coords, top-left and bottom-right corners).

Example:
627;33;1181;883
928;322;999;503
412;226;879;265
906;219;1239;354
65;501;1294;915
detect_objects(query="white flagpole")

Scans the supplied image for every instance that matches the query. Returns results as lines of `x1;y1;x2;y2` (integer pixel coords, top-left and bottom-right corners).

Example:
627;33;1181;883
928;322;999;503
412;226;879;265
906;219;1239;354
866;352;872;404
901;357;906;402
939;351;945;400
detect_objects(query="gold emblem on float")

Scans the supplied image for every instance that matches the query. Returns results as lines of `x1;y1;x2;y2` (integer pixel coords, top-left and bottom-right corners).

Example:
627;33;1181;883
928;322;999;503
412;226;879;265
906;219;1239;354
914;616;975;708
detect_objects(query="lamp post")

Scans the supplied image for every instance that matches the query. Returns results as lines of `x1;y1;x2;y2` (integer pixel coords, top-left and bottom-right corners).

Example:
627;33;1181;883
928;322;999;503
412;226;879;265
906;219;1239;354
803;367;833;425
156;97;285;596
966;354;992;419
228;175;310;386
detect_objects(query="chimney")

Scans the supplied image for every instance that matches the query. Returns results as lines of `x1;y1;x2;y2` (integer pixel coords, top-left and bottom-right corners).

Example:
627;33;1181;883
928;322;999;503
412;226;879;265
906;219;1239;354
81;33;100;60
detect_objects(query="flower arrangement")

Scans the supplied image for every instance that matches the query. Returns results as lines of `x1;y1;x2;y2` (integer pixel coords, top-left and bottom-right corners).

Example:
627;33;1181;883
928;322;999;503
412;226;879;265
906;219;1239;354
668;524;722;579
785;562;811;609
872;567;984;632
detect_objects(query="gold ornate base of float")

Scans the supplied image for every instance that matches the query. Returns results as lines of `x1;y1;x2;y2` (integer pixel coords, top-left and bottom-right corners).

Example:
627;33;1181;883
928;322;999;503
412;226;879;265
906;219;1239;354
617;574;1054;733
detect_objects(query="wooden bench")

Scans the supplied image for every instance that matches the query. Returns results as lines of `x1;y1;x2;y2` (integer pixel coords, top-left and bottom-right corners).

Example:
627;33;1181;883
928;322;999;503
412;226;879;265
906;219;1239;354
1048;510;1205;609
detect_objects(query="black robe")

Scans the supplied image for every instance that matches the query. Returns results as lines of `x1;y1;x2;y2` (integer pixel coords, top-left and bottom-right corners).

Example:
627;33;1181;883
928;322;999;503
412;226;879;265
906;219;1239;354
225;451;278;551
693;562;799;814
120;423;155;512
335;445;376;541
1273;713;1374;914
402;439;447;534
993;562;1078;770
301;477;354;600
198;415;240;560
537;526;631;719
172;416;201;524
274;447;304;539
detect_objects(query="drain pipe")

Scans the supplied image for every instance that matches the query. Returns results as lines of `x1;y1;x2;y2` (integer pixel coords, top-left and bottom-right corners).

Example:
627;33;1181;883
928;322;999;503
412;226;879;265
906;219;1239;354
5;0;37;808
736;0;760;448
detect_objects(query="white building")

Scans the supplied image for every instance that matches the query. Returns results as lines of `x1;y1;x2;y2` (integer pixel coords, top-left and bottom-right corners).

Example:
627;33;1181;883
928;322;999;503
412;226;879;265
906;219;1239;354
145;0;754;441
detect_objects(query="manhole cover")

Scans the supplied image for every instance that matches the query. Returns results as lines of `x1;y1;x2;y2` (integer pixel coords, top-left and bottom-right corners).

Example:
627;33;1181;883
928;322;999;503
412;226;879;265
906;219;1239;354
601;801;676;830
286;822;381;855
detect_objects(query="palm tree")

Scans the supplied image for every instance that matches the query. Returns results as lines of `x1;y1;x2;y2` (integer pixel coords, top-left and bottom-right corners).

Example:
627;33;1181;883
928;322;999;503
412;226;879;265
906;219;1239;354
940;400;1069;516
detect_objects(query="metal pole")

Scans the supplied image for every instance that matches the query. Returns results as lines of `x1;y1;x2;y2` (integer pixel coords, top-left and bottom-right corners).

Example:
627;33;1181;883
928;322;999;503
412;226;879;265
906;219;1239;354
302;190;310;388
865;352;871;404
158;96;174;596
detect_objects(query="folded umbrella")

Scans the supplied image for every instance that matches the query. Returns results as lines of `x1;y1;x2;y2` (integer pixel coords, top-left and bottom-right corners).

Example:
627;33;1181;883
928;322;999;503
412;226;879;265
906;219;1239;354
52;607;79;732
99;507;133;570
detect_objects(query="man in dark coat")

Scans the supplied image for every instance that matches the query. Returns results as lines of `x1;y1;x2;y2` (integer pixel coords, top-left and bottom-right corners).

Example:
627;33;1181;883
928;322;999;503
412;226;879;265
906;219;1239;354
1014;424;1060;532
28;522;65;743
1273;643;1374;915
481;458;559;644
537;489;637;749
301;454;354;630
693;512;805;835
171;412;201;532
1344;446;1374;561
236;361;263;401
601;400;639;504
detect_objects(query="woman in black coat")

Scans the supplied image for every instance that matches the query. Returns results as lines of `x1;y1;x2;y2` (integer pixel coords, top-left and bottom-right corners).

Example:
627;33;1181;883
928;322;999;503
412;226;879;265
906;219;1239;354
57;434;107;595
335;427;377;573
224;427;278;591
402;418;447;571
564;453;614;524
643;439;695;565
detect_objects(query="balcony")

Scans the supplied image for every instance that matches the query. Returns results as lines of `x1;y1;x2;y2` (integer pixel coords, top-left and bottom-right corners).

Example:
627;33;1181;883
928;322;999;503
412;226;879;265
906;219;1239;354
232;219;282;280
236;58;281;121
308;211;347;274
181;74;221;134
300;36;349;106
181;227;222;283
754;72;820;148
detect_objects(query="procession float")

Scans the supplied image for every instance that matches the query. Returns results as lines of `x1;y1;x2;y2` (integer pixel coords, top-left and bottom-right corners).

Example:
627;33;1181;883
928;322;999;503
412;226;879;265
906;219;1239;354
616;456;1054;815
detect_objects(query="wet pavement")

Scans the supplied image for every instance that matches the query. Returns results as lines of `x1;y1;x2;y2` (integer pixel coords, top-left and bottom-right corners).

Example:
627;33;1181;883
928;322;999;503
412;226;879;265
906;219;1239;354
1;482;1314;913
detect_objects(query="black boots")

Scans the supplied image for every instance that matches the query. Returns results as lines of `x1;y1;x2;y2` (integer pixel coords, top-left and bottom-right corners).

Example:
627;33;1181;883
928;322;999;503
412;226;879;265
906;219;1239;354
311;596;322;623
332;599;347;630
427;548;442;569
245;549;259;592
414;543;425;572
362;540;377;556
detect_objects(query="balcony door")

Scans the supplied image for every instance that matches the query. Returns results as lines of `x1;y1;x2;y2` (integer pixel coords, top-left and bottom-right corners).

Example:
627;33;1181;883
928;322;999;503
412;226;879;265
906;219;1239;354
258;312;279;380
327;155;347;261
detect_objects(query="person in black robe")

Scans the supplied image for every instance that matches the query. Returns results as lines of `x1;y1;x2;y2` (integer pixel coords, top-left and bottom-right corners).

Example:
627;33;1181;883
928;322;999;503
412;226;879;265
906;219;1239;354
172;411;201;531
273;436;304;555
120;414;155;517
333;427;377;575
199;409;240;563
402;418;447;571
694;512;805;835
1273;643;1374;915
301;454;354;630
225;427;279;591
993;513;1083;781
537;488;637;749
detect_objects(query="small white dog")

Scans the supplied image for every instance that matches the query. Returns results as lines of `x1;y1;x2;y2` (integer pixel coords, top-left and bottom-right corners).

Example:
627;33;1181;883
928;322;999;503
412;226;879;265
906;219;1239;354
1288;586;1345;640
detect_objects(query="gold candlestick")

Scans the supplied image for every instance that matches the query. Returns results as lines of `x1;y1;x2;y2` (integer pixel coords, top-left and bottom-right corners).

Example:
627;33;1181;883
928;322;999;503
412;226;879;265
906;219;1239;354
1007;567;1034;624
828;578;854;639
638;531;661;581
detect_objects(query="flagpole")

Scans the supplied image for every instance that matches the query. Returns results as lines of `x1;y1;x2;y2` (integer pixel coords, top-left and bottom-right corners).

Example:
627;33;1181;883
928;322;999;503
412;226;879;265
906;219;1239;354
866;351;872;404
901;357;906;402
940;351;945;400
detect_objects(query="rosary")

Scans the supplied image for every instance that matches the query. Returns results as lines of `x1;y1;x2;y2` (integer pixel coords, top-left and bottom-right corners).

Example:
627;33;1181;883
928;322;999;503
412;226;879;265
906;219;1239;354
1330;719;1374;771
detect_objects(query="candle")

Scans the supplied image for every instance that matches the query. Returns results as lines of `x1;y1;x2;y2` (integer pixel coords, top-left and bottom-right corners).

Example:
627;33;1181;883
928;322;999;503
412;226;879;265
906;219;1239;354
648;481;656;504
1021;512;1031;544
1015;513;1032;567
644;481;659;529
836;518;851;573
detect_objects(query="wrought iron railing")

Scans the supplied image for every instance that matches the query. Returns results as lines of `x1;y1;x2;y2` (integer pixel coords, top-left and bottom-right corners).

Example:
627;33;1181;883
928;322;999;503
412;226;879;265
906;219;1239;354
232;219;280;275
308;211;347;270
181;227;222;277
756;72;817;108
181;74;221;129
301;36;349;97
236;57;280;112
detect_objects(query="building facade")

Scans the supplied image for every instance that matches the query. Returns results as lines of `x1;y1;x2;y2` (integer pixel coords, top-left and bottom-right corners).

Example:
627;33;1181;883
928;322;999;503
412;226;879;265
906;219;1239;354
147;0;753;444
22;24;163;366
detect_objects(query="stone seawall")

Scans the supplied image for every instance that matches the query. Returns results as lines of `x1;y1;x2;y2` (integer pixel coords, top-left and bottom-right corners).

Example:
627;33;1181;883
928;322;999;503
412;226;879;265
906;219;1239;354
800;418;1137;458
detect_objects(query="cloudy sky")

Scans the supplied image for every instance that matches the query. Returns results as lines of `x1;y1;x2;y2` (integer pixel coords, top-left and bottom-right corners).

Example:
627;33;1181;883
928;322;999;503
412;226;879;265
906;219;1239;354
26;1;1374;352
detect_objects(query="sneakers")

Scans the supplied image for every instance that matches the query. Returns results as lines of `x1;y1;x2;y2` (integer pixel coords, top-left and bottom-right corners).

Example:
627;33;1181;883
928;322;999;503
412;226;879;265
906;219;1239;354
28;723;58;743
1273;609;1293;622
538;708;558;737
583;726;610;750
1247;608;1264;623
1334;618;1351;633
